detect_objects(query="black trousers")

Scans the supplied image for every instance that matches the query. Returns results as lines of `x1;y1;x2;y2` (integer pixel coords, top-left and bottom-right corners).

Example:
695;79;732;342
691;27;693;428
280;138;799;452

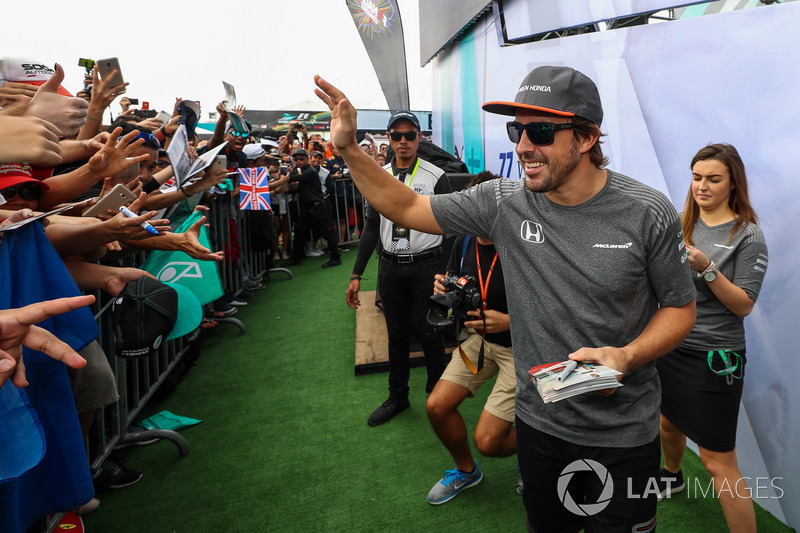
292;202;340;261
378;253;447;399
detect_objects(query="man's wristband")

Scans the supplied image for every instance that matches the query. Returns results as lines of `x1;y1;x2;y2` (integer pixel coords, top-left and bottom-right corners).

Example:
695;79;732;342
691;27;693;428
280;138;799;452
160;126;172;138
350;275;362;281
180;186;191;197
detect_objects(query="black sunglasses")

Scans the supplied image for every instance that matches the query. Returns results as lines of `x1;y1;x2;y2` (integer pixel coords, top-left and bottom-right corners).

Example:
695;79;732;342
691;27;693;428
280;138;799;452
228;130;249;138
506;121;576;145
0;182;44;202
389;131;418;142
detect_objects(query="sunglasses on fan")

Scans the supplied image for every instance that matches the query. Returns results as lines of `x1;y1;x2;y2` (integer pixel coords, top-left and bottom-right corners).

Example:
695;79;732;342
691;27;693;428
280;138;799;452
0;182;44;202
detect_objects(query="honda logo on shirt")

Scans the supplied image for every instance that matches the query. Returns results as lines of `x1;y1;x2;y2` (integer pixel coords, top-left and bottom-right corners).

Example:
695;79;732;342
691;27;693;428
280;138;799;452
520;220;544;243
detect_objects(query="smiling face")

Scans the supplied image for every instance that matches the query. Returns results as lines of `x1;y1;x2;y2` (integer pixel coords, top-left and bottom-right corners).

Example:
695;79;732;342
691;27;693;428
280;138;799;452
514;109;581;194
691;158;734;214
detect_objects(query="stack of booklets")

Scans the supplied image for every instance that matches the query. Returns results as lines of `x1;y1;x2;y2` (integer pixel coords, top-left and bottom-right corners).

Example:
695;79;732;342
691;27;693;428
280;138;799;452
528;361;623;403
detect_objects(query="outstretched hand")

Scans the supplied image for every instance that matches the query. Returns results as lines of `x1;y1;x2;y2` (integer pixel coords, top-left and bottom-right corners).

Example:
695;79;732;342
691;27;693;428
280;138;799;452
176;216;224;261
314;76;359;155
87;127;150;178
0;295;95;388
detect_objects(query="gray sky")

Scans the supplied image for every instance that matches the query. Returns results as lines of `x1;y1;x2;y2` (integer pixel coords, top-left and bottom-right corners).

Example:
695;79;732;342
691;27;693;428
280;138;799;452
4;0;432;120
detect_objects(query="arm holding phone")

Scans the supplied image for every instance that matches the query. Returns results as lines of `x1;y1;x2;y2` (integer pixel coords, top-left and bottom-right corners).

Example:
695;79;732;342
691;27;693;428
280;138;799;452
77;63;129;140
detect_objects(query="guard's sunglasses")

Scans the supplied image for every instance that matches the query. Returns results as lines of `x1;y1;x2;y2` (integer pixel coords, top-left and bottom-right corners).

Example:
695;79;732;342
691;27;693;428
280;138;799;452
389;131;418;142
506;121;576;145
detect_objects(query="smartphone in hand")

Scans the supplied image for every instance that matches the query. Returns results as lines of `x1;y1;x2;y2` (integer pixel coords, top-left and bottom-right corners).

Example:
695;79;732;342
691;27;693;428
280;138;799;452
97;57;124;87
82;183;137;217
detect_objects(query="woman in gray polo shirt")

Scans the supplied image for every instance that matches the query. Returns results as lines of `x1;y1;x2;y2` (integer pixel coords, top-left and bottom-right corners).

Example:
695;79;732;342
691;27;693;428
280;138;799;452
657;143;768;533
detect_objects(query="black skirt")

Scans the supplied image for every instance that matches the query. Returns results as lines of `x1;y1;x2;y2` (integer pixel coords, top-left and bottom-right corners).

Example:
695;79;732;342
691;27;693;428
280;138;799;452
657;346;746;452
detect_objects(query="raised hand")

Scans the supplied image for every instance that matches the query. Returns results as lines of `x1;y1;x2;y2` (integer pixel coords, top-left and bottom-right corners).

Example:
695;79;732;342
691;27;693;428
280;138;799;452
26;64;89;137
87;127;150;178
314;75;359;154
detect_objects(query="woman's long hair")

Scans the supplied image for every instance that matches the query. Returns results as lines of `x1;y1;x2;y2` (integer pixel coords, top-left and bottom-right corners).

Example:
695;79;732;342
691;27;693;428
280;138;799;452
682;143;759;244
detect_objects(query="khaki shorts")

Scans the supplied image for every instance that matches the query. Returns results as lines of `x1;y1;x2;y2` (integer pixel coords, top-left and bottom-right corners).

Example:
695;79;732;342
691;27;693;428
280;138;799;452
439;332;516;422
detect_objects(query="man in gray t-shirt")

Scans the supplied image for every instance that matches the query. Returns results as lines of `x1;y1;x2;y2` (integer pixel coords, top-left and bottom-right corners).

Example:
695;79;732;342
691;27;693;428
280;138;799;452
315;66;696;531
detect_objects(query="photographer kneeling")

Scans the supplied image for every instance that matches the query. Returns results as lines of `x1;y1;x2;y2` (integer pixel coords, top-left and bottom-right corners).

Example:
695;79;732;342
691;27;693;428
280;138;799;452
425;172;517;506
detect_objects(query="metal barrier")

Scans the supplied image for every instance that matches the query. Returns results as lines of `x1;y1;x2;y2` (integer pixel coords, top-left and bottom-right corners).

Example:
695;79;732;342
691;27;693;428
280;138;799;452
280;175;367;252
44;178;366;531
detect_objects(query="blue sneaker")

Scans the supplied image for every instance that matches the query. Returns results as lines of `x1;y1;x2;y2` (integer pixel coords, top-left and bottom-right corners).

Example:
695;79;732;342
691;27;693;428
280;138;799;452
426;460;483;505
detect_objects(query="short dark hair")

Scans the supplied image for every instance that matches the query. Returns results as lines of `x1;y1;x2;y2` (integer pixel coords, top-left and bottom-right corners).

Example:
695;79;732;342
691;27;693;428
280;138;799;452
571;117;609;169
467;170;501;189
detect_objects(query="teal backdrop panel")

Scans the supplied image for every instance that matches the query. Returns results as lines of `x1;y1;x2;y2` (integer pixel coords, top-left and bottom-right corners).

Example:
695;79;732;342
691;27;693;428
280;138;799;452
459;31;484;173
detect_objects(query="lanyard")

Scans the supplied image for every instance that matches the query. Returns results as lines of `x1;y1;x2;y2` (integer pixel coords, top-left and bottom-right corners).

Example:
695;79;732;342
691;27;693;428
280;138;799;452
391;157;420;188
475;240;499;311
459;240;499;375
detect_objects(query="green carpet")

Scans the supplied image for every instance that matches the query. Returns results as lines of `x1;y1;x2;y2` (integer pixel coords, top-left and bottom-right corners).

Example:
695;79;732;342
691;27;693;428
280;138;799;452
84;246;791;532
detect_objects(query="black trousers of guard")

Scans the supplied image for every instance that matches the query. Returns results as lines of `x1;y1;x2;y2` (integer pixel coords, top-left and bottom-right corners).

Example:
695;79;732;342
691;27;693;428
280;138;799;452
292;201;340;262
378;253;448;400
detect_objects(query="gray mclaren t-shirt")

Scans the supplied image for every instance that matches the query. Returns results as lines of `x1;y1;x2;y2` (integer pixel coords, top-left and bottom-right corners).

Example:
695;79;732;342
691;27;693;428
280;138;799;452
430;171;696;447
681;218;767;351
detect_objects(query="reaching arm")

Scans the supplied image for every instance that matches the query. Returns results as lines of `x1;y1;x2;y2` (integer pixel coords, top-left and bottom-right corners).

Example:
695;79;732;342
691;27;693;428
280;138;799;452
314;75;443;235
123;215;223;261
77;64;128;140
144;166;227;210
64;261;154;296
208;101;228;149
39;128;148;209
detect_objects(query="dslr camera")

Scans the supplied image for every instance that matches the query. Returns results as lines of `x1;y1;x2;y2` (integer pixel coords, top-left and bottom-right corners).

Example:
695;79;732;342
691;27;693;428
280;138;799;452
427;275;482;327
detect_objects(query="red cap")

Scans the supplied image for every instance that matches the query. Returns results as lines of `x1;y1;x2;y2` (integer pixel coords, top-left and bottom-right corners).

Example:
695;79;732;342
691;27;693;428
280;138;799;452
0;163;50;190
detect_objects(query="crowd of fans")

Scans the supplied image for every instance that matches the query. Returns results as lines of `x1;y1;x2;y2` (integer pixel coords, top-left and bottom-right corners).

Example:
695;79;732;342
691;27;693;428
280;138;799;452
0;55;371;531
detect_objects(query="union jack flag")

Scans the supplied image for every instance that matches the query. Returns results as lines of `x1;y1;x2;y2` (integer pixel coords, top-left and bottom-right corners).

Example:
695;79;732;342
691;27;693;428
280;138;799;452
238;167;271;210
